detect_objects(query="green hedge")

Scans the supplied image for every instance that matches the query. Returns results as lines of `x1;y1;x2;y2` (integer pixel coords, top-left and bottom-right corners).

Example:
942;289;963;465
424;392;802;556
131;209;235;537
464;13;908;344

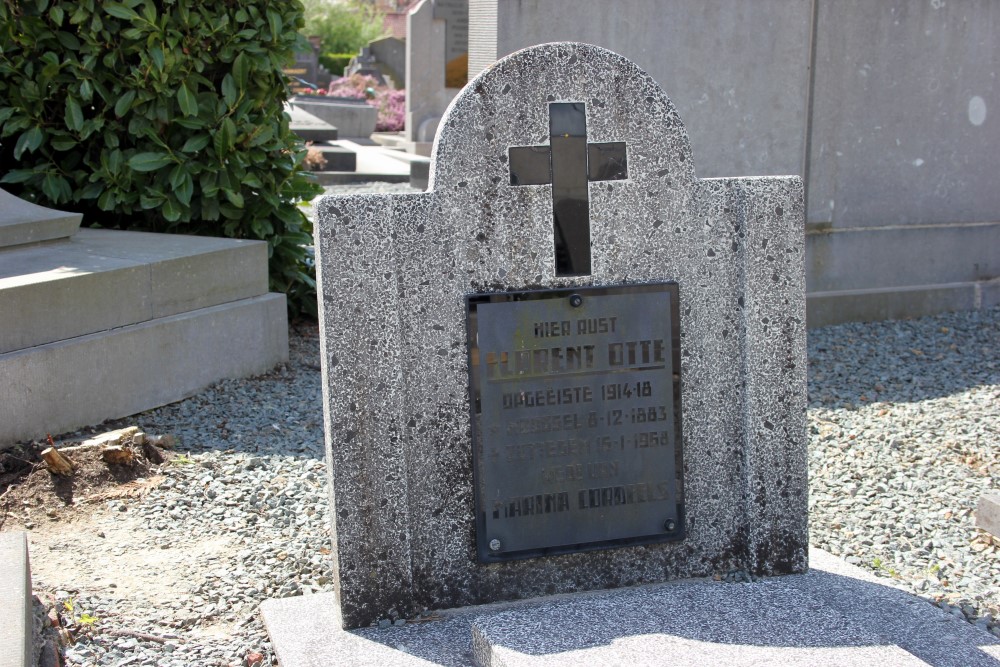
320;53;355;78
0;0;324;317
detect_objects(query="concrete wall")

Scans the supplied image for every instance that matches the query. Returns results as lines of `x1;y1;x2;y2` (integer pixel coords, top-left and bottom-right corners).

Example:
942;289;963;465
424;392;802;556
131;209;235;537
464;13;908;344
805;0;1000;325
470;0;813;180
467;0;1000;326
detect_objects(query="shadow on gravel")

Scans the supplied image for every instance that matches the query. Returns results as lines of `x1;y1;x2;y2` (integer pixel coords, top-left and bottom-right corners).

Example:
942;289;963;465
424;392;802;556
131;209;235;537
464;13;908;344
45;321;327;461
808;307;1000;406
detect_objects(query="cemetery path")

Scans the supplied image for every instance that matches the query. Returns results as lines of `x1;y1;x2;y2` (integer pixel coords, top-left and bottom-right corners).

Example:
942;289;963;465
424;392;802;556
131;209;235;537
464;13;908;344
0;446;258;665
23;506;235;612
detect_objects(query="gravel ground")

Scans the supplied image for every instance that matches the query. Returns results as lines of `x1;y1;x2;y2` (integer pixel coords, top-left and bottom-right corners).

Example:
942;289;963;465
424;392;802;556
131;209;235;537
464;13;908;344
17;183;1000;664
38;309;996;666
37;324;331;667
808;307;1000;634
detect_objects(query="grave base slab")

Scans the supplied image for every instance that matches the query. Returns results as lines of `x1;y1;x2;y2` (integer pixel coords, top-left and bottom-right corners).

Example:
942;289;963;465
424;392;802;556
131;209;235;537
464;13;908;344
1;294;287;445
260;549;1000;667
1;222;287;446
315;145;357;172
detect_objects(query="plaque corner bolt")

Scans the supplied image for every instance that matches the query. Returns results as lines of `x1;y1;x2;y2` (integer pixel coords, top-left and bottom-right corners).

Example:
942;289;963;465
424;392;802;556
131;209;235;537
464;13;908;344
569;294;583;308
488;538;502;552
663;519;677;532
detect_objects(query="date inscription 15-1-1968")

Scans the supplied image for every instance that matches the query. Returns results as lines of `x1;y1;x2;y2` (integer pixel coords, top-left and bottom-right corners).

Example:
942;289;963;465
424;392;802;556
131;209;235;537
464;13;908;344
466;283;684;562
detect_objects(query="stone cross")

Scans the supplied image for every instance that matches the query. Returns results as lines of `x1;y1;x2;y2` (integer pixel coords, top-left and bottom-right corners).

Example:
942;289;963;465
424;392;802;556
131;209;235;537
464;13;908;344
508;102;628;276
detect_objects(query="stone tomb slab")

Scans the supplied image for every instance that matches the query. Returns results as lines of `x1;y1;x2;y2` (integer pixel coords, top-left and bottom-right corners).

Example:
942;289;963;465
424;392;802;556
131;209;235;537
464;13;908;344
286;104;339;142
0;188;81;248
314;42;807;629
291;96;376;139
0;532;32;667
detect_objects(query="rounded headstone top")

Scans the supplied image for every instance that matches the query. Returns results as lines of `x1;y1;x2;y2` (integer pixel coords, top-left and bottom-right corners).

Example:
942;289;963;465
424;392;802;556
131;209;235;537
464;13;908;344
431;42;698;191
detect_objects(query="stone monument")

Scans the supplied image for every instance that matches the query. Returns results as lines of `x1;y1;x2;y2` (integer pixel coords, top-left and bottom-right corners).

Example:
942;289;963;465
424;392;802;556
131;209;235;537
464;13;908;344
314;42;808;630
435;0;469;88
0;189;287;446
405;0;469;146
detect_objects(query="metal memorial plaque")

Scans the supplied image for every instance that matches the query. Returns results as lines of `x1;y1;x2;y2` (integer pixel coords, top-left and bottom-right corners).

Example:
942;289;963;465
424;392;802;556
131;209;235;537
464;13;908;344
466;284;684;562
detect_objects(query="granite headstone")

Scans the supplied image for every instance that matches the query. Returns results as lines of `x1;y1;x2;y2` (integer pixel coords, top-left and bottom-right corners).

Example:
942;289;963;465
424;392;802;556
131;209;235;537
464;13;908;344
315;42;808;629
405;0;465;145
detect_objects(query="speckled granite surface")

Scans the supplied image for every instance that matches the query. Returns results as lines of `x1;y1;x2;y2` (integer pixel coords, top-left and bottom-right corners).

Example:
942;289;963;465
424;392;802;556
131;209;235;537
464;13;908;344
261;550;1000;666
314;42;807;629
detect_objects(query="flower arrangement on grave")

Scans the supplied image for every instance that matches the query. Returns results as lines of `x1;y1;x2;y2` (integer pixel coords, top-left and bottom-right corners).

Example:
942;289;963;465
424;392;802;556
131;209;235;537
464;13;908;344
303;143;328;171
323;74;406;132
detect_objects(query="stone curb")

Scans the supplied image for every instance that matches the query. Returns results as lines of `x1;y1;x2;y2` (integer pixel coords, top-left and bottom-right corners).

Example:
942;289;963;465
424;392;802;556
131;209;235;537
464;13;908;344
0;531;32;667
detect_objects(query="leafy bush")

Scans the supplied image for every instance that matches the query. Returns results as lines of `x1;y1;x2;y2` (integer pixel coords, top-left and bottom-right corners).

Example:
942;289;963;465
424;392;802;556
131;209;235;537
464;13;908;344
0;0;324;318
319;53;355;77
326;74;405;132
302;0;384;56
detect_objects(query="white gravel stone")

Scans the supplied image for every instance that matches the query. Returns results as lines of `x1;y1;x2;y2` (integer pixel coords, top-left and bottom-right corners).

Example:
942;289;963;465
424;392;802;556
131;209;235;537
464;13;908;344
808;306;999;636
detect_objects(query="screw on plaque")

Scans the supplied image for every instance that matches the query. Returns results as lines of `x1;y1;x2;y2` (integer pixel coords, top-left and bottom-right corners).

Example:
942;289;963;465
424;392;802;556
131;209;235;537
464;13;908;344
489;538;502;552
569;294;583;308
663;519;676;532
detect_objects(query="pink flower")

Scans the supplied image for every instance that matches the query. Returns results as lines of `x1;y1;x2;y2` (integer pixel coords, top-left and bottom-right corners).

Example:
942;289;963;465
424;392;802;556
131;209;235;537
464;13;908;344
324;75;406;131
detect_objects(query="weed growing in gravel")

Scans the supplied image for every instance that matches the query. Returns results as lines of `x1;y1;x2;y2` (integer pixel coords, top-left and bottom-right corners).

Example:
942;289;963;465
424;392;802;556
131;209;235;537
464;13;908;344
171;453;196;466
64;598;98;627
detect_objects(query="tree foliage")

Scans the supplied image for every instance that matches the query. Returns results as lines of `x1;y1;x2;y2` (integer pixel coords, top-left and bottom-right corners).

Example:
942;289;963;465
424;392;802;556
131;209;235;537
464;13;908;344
302;0;384;56
0;0;324;317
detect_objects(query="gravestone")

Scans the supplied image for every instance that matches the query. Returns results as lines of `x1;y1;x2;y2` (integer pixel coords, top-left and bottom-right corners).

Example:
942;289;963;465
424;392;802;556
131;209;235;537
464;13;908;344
405;0;468;146
346;38;408;89
369;36;406;88
283;36;321;92
315;42;807;630
434;0;469;87
345;47;387;86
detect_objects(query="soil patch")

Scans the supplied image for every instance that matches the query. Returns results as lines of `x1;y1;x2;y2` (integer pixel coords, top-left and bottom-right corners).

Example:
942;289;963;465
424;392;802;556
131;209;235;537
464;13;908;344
0;438;173;531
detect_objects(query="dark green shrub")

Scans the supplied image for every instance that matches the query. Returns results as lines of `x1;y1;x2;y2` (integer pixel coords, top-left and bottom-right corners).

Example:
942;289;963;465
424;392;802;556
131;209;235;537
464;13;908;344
319;53;355;77
0;0;324;317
